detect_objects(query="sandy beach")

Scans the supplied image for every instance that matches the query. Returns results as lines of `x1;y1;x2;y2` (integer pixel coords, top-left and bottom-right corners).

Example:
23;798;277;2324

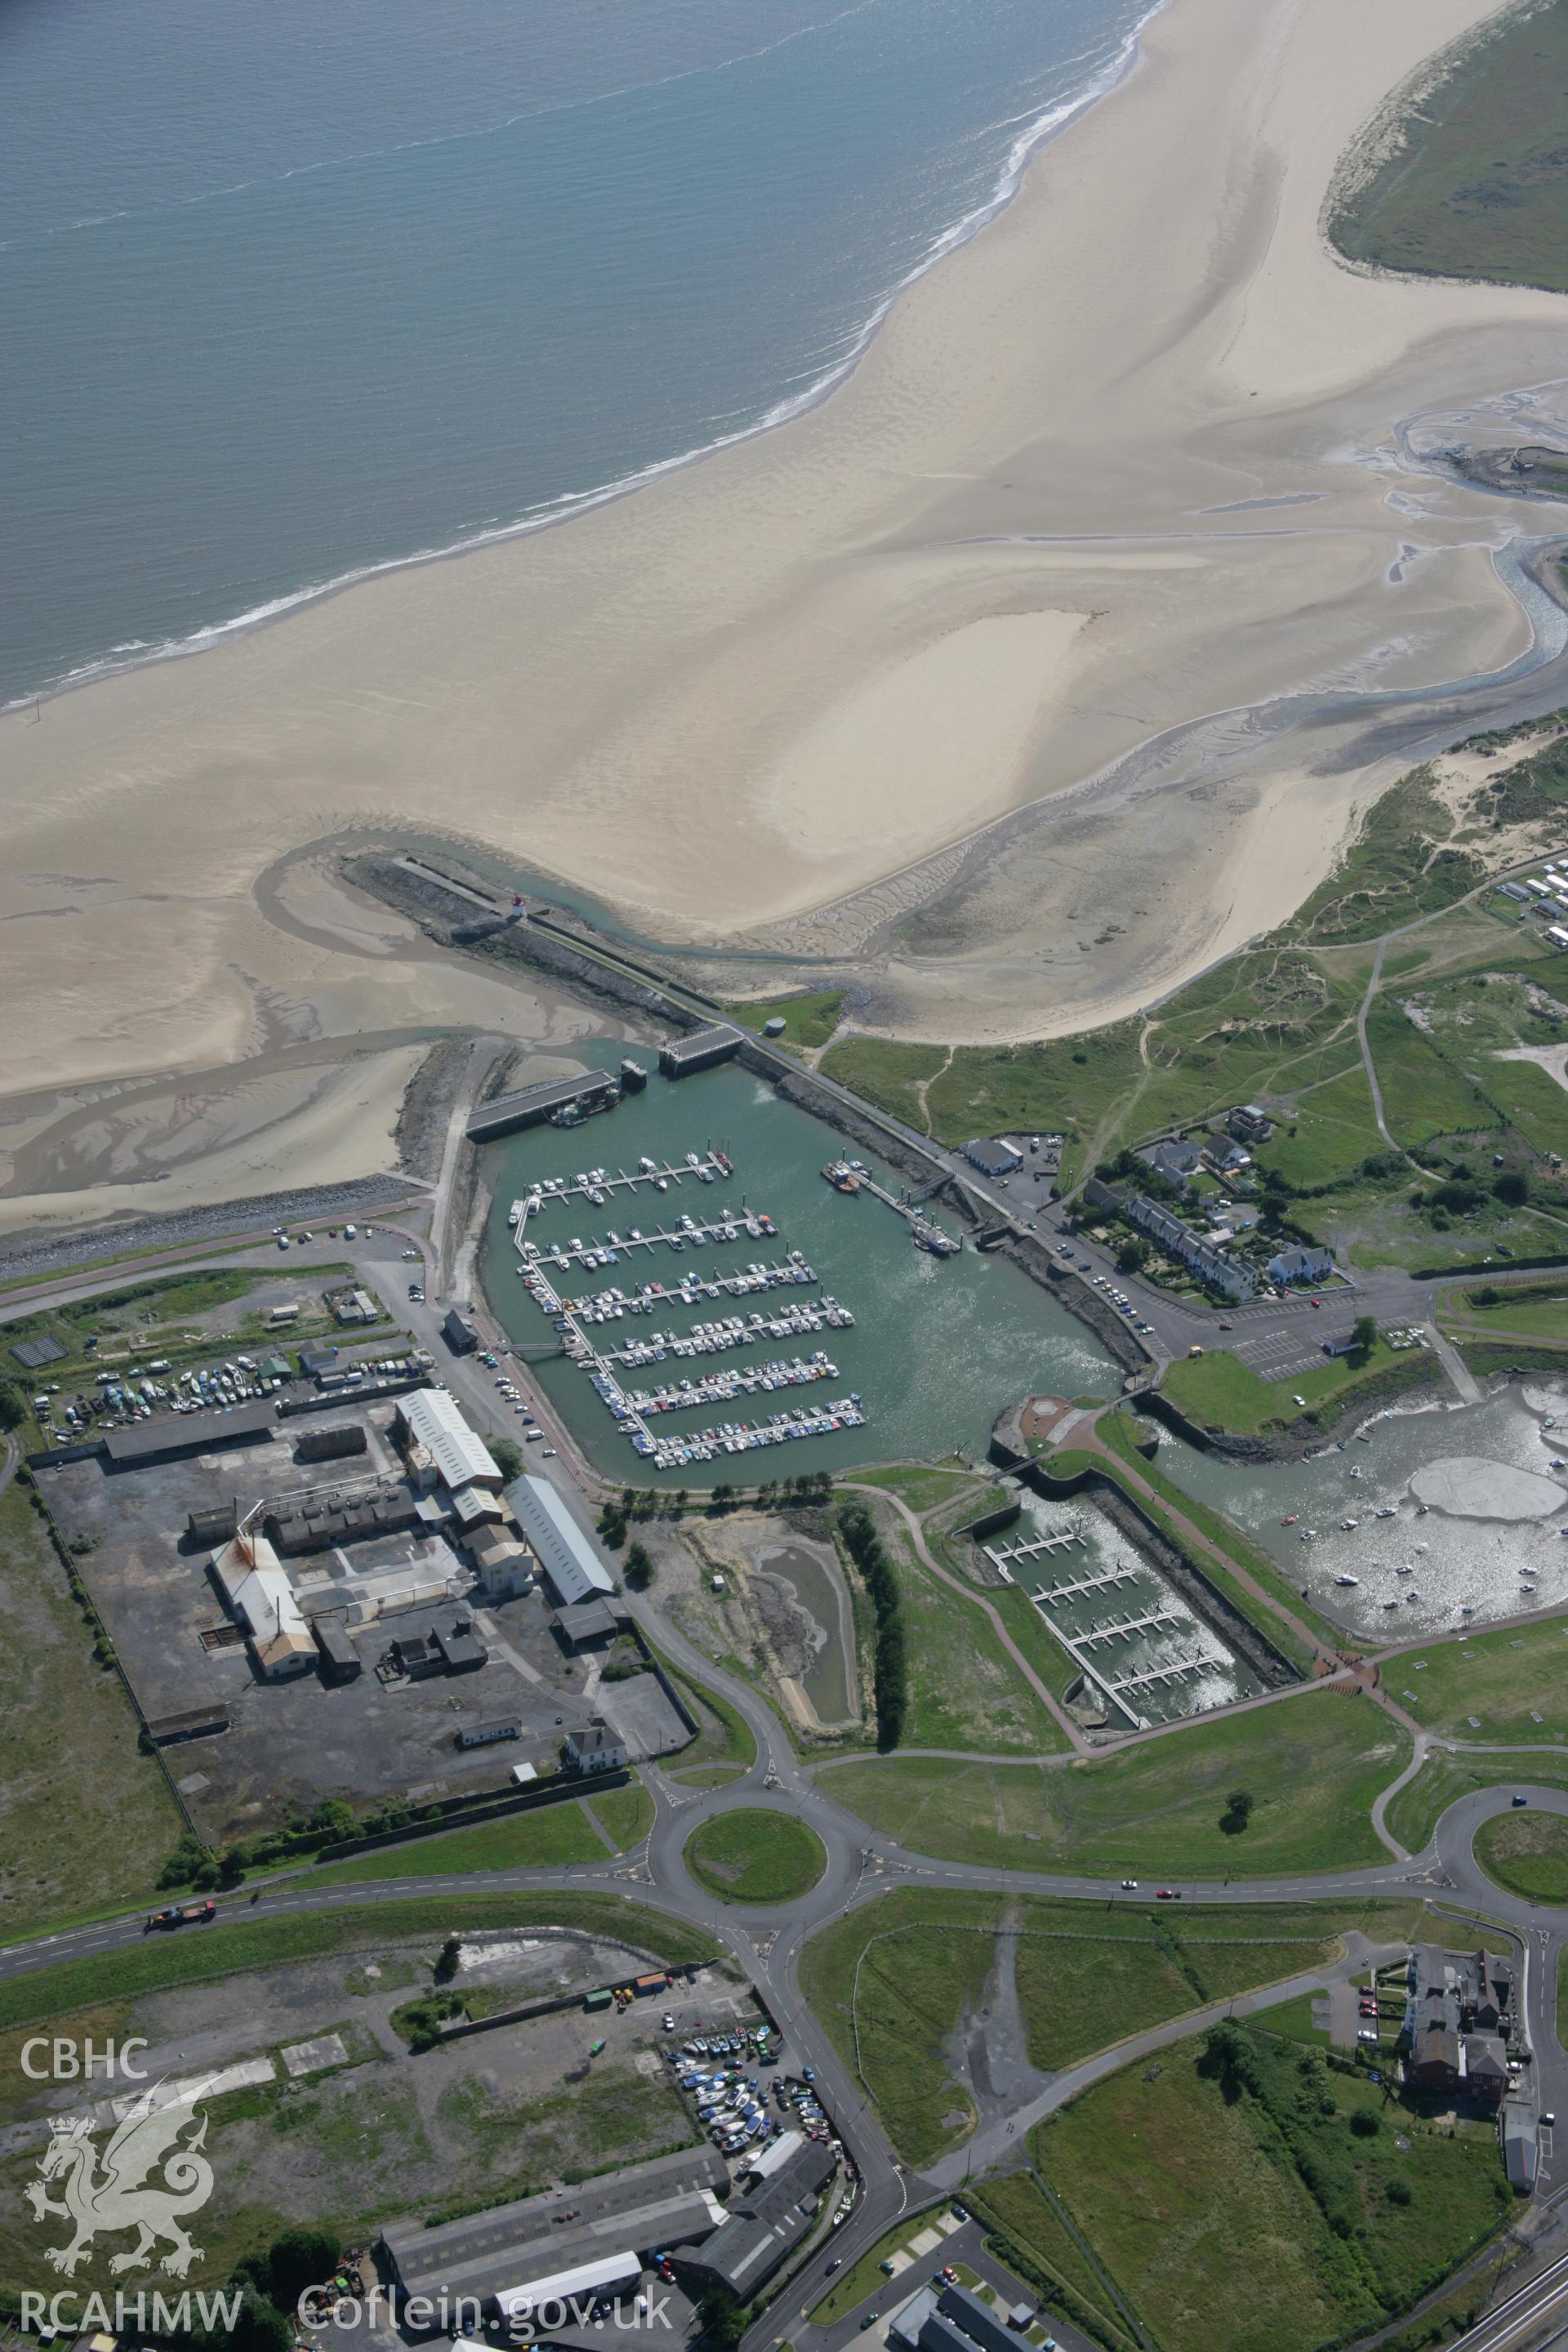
4;0;1568;1223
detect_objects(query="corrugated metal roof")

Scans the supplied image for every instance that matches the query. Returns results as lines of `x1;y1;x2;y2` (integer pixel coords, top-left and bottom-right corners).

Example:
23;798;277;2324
400;1387;501;1490
506;1474;614;1605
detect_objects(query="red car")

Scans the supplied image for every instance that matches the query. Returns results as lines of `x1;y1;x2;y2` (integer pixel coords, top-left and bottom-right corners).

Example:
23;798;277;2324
1155;1888;1182;1901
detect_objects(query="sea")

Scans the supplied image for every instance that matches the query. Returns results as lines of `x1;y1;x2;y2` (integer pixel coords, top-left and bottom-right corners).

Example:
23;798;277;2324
0;0;1155;710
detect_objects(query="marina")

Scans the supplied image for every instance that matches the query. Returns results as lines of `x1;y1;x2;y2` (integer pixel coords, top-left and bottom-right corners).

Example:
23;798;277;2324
1000;1496;1262;1729
478;1047;1119;1482
510;1123;866;1468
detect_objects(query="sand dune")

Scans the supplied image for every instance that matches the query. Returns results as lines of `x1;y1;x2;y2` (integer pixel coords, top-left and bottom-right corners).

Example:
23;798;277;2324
3;0;1566;1209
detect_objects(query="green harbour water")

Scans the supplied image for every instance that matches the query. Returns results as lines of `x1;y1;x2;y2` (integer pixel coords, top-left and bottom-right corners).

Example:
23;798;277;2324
478;1049;1116;1484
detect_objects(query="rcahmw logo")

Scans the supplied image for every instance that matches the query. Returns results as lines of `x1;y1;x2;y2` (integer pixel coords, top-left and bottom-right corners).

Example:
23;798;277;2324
20;2039;219;2291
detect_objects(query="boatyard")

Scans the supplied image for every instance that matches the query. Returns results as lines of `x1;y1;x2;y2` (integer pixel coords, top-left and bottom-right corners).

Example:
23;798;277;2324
478;1049;1116;1481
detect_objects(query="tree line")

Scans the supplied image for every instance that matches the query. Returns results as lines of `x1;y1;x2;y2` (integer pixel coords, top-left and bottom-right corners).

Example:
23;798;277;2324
835;1499;907;1750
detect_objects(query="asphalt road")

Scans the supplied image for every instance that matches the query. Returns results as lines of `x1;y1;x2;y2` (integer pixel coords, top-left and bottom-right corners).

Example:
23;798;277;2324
6;1608;1568;2352
7;1196;1568;2346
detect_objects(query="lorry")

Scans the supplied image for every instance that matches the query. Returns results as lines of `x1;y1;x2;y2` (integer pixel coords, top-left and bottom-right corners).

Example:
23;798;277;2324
144;1900;216;1933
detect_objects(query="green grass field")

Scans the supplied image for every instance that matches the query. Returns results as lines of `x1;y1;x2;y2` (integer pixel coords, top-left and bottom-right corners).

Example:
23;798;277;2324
1033;2024;1509;2352
308;1802;611;1885
845;1463;987;1514
971;2174;1139;2352
821;1692;1406;1877
816;1038;950;1135
1475;1811;1568;1905
890;1536;1070;1755
1446;1288;1568;1343
1331;3;1568;293
801;1886;1436;2162
1378;1617;1568;1744
684;1806;826;1903
1254;1065;1379;1190
585;1780;657;1851
1159;1335;1407;1438
723;989;845;1051
0;1481;184;1938
0;1894;720;2034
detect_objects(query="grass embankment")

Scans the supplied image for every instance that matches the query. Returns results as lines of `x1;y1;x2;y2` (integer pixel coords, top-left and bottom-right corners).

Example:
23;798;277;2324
1378;1616;1568;1744
1330;2;1568;294
308;1802;612;1885
1475;1811;1568;1906
1384;1752;1568;1856
972;2173;1141;2352
1442;1279;1568;1344
1025;2022;1510;2352
885;1525;1071;1757
722;990;845;1051
684;1808;826;1904
0;1895;720;2034
0;1481;184;1938
653;1646;759;1773
846;1463;989;1514
821;1691;1406;1878
800;1886;1429;2167
1159;1334;1414;1438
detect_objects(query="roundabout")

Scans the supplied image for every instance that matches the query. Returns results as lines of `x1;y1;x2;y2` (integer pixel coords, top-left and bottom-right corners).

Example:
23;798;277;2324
6;1604;1568;2352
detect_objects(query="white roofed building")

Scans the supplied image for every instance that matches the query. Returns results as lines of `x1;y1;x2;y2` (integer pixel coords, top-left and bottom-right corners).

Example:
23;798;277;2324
395;1387;502;1493
506;1475;615;1606
237;1571;314;1678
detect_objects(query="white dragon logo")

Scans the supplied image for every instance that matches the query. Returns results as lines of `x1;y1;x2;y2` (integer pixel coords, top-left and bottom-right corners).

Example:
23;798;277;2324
25;2082;214;2278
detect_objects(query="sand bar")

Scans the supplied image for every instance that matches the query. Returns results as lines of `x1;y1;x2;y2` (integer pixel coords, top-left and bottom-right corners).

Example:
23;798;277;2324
4;0;1568;1208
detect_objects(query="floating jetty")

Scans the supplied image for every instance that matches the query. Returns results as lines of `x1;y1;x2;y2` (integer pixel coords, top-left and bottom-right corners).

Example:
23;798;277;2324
1075;1606;1184;1648
1098;1650;1227;1701
822;1159;960;1256
987;1525;1086;1571
519;1209;778;1273
1031;1562;1141;1606
595;1353;842;1419
510;1149;732;1220
594;1299;854;1367
631;1398;865;1471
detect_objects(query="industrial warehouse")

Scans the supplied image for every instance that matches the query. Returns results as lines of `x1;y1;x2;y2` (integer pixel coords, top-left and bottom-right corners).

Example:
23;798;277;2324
29;1373;685;1842
379;2127;840;2329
